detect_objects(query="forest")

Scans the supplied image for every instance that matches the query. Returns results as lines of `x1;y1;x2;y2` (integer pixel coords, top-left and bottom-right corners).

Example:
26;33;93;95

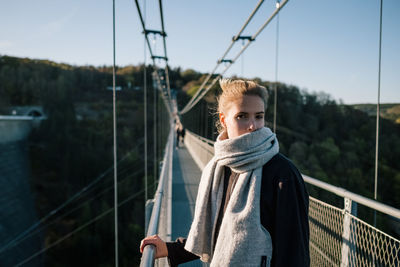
0;55;399;266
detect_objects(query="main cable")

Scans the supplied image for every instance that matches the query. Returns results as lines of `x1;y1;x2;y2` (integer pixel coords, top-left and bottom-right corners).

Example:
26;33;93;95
134;0;173;116
180;0;266;114
185;0;289;114
179;0;291;115
158;0;172;102
134;0;156;66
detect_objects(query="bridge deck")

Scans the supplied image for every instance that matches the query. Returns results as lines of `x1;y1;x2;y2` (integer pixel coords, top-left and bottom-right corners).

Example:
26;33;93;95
171;143;203;266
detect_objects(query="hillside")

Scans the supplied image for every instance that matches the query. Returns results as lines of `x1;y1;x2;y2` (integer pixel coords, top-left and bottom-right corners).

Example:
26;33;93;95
0;55;171;266
351;103;400;124
1;55;399;264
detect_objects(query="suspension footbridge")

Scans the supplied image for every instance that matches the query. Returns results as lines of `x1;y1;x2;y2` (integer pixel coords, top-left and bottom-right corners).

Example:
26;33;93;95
0;0;399;266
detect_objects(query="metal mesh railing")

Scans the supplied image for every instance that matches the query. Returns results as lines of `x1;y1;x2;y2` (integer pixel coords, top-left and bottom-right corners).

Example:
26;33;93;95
309;196;400;267
346;214;400;267
309;197;344;266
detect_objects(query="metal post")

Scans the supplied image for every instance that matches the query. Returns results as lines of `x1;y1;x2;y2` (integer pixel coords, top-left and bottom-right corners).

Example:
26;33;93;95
153;76;157;191
341;198;357;267
145;199;154;234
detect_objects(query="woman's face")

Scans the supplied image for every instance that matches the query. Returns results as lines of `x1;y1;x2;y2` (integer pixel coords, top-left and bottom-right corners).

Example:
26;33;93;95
219;95;265;139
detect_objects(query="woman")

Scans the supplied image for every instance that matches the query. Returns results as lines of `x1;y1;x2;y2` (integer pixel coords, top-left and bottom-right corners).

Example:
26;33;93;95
140;79;310;266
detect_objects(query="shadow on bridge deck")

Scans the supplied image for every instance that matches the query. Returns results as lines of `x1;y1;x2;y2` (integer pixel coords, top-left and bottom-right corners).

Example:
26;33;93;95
171;144;203;267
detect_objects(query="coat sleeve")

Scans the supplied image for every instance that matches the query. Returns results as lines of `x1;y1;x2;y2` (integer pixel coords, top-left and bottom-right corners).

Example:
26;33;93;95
270;166;310;267
166;237;200;266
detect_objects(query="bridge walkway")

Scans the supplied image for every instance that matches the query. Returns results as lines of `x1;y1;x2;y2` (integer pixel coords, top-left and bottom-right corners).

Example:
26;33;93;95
171;143;203;267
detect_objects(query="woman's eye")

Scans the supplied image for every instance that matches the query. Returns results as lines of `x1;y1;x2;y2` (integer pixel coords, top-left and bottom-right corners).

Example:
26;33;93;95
236;114;244;119
256;115;264;119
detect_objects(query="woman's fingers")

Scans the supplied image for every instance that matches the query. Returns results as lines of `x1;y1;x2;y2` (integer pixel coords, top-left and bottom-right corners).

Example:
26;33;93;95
140;235;157;253
139;235;168;258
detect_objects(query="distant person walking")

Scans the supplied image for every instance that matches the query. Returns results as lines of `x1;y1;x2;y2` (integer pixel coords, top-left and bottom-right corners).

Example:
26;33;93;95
141;79;309;266
180;127;186;145
175;124;181;148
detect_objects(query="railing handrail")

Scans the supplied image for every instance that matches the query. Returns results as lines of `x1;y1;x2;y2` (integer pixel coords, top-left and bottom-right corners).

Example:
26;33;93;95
302;175;400;219
186;129;215;146
140;127;174;267
0;115;46;120
187;131;400;220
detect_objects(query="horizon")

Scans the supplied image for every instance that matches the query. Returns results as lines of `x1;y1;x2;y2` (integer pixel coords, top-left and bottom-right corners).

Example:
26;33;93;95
2;53;398;106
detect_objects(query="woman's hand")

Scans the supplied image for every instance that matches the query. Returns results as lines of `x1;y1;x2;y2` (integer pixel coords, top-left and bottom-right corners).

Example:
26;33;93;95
140;234;168;259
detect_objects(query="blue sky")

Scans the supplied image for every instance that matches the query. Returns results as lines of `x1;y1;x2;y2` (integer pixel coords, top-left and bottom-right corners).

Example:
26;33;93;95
1;0;399;104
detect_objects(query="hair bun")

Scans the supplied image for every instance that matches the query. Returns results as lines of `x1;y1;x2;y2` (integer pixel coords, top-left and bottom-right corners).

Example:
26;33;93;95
219;78;232;92
219;78;249;92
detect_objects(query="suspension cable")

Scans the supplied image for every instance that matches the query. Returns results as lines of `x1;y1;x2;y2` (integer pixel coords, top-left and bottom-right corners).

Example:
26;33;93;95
2;164;146;253
374;0;383;201
374;0;383;225
273;1;280;133
0;148;136;255
134;0;157;66
143;0;148;204
15;185;153;267
180;0;266;114
134;0;174;201
10;146;146;244
153;74;157;189
180;0;289;115
112;1;119;265
241;39;245;77
134;0;173;116
158;0;172;102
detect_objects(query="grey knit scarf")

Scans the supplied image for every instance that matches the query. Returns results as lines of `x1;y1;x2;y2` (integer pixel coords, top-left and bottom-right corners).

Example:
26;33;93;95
184;127;279;266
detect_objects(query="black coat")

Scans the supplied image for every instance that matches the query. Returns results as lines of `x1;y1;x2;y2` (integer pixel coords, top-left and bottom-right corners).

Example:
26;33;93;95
166;153;310;266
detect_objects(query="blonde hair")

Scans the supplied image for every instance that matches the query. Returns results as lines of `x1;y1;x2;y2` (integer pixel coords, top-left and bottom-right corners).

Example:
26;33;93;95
216;78;268;132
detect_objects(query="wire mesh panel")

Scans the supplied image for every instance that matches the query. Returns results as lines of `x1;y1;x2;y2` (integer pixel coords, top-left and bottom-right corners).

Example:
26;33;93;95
309;196;344;266
347;214;400;267
309;196;400;267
